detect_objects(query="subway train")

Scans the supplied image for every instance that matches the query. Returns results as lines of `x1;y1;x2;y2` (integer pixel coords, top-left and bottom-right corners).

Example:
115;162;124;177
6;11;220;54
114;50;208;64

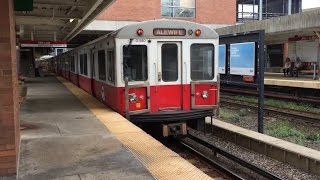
50;19;220;136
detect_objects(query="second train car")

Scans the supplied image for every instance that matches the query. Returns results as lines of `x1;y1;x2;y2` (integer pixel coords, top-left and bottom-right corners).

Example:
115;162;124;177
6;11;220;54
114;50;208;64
53;19;219;136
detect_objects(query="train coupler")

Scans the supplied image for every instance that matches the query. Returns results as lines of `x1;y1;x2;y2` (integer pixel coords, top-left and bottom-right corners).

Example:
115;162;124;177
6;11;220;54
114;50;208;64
162;122;187;137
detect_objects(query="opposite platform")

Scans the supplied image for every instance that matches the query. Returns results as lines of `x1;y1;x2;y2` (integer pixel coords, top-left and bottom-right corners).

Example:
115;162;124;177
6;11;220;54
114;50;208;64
19;76;212;180
265;73;320;89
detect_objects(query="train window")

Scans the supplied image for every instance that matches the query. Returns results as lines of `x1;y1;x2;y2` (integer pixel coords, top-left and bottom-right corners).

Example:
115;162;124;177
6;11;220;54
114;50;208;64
83;54;88;75
161;44;178;82
107;51;115;83
190;44;214;80
79;54;88;76
123;45;148;81
98;50;106;81
79;55;84;74
70;56;75;72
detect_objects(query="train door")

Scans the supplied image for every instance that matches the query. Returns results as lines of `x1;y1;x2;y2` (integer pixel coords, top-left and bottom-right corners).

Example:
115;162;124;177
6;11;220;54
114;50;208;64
157;42;182;110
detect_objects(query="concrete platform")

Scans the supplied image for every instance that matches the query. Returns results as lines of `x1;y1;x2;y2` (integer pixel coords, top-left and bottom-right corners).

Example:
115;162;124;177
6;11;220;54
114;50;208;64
265;73;320;89
206;118;320;176
18;76;212;180
19;77;153;180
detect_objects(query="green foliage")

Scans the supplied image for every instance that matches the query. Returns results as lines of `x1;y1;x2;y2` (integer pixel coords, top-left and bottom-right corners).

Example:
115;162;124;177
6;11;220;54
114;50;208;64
306;133;320;142
267;121;304;137
219;109;241;122
266;121;306;145
239;109;248;117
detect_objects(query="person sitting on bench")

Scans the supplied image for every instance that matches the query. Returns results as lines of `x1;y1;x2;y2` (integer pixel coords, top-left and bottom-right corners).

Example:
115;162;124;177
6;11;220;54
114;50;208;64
282;57;292;76
292;57;303;77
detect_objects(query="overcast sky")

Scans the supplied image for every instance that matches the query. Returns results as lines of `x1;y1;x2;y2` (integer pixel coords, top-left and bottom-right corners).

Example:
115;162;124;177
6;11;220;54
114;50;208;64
302;0;320;9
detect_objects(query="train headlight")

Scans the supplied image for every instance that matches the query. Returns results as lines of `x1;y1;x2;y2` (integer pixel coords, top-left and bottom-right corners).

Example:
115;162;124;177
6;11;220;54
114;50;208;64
195;29;202;36
201;91;208;99
137;28;144;36
129;93;138;103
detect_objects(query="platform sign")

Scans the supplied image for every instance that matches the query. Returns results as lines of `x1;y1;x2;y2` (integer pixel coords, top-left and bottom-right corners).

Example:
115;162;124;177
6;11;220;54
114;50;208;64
20;40;67;48
218;44;226;74
230;42;255;76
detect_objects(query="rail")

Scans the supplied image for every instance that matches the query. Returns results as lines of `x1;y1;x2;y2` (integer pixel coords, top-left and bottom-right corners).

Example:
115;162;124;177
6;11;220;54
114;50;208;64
221;98;320;126
183;133;282;180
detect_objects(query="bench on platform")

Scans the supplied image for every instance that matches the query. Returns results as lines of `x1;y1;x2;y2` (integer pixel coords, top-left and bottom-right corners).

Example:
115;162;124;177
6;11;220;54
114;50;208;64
298;62;318;75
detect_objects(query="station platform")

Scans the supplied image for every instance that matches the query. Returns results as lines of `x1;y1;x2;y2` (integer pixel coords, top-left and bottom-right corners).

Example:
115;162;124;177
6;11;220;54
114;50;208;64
265;73;320;89
18;76;211;180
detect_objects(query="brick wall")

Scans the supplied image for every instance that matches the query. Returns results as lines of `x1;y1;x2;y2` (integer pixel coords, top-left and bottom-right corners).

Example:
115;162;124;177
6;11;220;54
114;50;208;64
97;0;236;24
0;0;20;177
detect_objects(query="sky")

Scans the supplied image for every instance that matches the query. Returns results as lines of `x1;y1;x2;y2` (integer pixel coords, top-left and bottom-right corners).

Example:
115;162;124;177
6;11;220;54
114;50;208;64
302;0;320;9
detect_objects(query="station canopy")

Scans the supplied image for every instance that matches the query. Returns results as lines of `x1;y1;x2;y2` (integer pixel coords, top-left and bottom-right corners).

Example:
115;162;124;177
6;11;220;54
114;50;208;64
15;0;114;43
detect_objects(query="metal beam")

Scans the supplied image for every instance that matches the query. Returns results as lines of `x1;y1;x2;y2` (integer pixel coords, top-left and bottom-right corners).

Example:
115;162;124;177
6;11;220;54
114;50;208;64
33;2;86;8
259;0;263;20
16;16;67;26
15;11;82;20
288;0;292;15
64;0;115;41
33;0;86;7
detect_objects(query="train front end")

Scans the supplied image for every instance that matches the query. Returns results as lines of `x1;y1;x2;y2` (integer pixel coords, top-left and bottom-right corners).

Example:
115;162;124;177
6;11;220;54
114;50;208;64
115;20;219;136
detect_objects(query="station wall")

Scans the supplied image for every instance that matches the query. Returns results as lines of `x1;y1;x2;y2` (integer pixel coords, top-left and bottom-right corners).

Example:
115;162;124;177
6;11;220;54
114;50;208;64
97;0;236;25
288;41;319;62
0;0;20;176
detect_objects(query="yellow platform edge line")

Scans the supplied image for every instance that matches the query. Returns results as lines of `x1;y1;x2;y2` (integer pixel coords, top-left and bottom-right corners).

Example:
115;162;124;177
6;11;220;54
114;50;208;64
56;76;213;180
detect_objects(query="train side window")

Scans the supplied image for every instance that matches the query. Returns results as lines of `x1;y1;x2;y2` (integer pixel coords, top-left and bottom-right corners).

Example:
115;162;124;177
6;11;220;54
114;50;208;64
98;50;106;81
70;56;75;72
79;55;84;74
83;54;88;75
190;44;214;80
79;54;88;76
161;44;178;82
107;50;115;83
123;45;148;81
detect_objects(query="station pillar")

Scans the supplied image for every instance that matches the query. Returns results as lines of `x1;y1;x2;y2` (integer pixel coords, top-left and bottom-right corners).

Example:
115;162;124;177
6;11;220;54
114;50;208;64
0;0;20;177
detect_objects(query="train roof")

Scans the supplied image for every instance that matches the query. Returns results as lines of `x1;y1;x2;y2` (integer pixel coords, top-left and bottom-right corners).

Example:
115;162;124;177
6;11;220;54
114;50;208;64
67;19;219;53
114;19;219;39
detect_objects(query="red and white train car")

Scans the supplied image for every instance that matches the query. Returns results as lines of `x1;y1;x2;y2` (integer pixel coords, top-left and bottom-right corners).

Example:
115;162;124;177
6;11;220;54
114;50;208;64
54;19;219;136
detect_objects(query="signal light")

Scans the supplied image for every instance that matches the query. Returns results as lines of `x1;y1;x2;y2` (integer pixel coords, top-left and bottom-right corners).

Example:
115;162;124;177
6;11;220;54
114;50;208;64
195;29;201;36
137;28;144;36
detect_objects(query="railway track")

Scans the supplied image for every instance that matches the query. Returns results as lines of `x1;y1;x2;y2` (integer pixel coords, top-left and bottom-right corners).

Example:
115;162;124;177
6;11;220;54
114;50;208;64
221;86;320;104
176;132;282;180
221;98;320;126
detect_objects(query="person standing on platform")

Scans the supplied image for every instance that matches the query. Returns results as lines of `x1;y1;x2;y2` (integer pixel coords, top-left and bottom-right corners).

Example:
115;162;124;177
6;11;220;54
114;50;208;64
283;57;292;76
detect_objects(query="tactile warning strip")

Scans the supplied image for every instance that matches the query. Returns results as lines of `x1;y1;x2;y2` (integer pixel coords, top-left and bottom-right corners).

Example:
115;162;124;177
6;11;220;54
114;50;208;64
57;77;212;180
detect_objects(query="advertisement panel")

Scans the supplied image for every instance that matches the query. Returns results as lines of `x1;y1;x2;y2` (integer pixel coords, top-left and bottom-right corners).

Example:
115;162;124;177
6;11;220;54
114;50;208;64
230;42;255;76
218;44;226;74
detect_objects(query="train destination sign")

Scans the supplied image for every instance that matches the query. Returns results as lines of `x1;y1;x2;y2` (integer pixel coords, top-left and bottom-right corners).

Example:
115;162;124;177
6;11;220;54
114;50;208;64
153;28;186;36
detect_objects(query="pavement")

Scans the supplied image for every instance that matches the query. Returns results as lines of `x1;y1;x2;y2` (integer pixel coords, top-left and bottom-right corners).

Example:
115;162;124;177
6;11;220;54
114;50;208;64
18;76;153;180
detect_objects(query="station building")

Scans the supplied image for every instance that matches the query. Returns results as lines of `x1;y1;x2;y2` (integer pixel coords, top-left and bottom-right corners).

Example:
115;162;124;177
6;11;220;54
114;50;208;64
82;0;318;74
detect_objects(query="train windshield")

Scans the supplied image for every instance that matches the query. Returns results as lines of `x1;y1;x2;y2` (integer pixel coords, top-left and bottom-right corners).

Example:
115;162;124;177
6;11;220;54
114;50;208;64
190;44;214;80
123;45;148;81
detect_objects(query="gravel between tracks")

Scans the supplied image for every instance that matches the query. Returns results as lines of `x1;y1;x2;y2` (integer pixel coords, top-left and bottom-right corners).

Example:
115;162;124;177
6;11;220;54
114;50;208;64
219;105;320;151
189;129;319;180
